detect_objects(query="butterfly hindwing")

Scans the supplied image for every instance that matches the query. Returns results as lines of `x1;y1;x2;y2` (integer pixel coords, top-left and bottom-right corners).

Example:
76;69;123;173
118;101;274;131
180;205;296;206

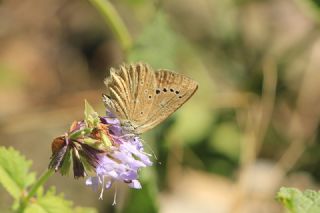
135;69;198;134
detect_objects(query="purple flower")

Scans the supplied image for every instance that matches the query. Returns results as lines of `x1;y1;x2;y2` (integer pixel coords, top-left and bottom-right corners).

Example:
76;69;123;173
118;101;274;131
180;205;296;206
86;112;153;197
49;102;153;201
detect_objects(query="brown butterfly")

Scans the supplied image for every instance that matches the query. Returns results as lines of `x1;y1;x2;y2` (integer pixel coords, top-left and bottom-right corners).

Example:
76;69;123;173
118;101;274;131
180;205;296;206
103;63;198;134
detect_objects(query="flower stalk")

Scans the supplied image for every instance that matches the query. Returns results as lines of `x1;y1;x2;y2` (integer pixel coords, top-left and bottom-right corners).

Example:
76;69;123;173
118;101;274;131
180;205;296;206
17;169;55;213
88;0;133;51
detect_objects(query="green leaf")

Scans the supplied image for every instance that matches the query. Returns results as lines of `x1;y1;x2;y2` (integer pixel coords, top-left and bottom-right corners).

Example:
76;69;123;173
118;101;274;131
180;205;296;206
25;187;97;213
74;207;98;213
128;12;179;69
84;100;99;128
25;187;72;213
0;146;35;199
276;187;320;213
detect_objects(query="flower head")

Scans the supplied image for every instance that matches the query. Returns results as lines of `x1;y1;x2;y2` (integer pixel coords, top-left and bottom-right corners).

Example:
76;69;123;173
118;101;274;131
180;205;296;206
86;110;152;196
49;100;153;198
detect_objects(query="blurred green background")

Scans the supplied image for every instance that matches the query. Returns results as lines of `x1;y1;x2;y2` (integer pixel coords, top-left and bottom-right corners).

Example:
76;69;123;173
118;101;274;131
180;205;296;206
1;0;320;212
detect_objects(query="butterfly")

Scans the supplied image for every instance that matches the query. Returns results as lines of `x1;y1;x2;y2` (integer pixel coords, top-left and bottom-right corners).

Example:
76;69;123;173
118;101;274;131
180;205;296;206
103;63;198;134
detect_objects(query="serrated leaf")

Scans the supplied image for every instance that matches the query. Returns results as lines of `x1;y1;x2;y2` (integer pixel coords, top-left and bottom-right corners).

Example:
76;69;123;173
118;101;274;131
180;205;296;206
128;12;178;69
24;204;47;213
25;187;72;213
0;146;35;199
276;187;320;213
25;187;97;213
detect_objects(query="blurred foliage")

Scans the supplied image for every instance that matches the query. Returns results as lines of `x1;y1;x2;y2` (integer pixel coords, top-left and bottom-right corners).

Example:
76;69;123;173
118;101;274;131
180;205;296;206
0;65;22;88
277;187;320;213
128;13;178;70
209;121;241;162
122;169;158;213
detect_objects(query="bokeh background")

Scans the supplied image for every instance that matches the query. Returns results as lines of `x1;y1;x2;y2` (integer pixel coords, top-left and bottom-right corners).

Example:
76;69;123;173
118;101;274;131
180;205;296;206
1;0;320;212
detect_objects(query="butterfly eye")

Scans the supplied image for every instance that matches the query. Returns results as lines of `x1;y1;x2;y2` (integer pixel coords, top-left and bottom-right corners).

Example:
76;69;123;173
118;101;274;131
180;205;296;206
156;89;160;94
163;88;167;92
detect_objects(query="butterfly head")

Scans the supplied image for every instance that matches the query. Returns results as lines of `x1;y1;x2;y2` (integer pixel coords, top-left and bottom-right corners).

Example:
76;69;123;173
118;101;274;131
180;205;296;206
121;120;139;135
102;94;139;135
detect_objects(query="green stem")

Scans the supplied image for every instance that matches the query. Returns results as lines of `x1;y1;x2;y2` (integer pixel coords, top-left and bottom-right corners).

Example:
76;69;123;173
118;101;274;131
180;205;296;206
17;169;55;212
88;0;133;52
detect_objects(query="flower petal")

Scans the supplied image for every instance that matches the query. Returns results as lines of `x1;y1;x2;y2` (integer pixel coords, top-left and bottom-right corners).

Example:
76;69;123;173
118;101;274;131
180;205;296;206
129;180;141;189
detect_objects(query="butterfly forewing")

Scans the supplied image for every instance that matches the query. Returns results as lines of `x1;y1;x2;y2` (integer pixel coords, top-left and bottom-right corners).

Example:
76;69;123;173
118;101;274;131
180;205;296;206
134;70;198;134
128;64;157;122
104;67;131;119
104;63;157;130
